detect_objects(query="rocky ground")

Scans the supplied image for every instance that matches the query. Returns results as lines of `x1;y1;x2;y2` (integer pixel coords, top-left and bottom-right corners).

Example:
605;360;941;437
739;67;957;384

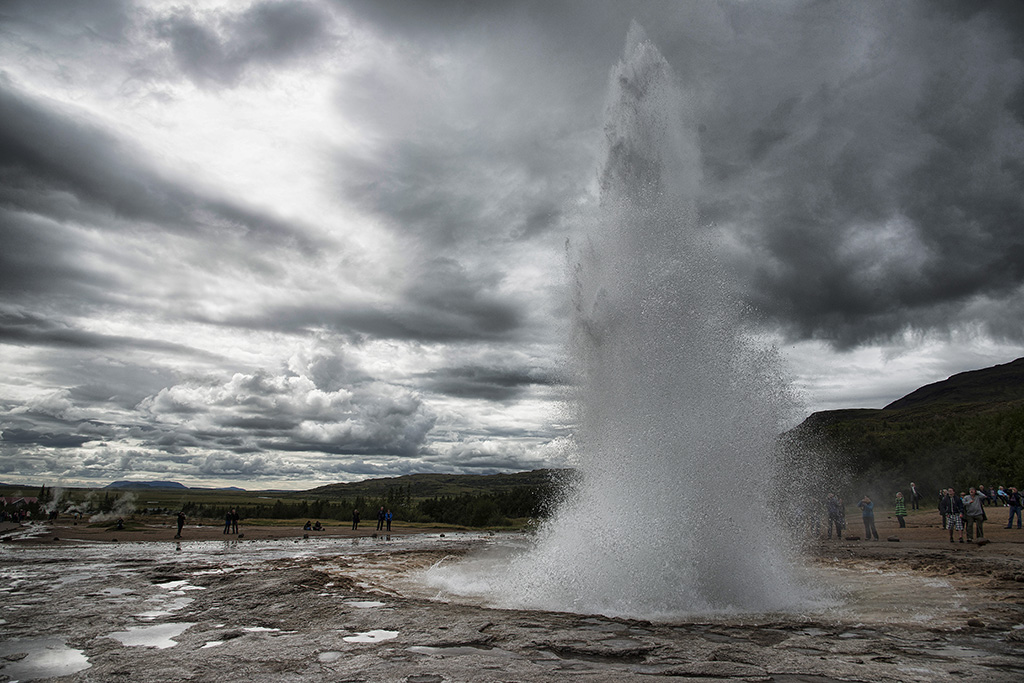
1;509;1023;682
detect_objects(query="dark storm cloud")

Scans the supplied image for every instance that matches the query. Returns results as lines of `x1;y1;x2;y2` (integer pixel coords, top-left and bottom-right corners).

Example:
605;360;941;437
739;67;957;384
1;428;91;449
0;0;133;40
152;1;338;88
352;0;1024;350
0;308;220;359
0;210;120;302
418;365;558;402
637;0;1024;350
227;276;524;342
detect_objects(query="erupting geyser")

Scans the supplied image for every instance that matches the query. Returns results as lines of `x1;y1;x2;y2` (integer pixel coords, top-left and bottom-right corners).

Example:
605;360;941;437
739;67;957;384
427;24;809;619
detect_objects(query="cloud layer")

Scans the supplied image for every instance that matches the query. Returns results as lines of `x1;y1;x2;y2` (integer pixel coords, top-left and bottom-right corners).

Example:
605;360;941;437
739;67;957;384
1;1;1023;487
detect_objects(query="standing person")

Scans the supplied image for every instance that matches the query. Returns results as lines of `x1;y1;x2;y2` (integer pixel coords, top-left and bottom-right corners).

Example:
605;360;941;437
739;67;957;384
825;494;845;540
175;511;186;539
351;509;360;531
942;487;965;542
894;492;907;528
223;509;232;534
376;506;386;531
230;508;239;534
858;496;879;541
385;509;392;532
938;489;948;530
909;482;921;510
1005;487;1022;529
977;485;989;507
963;487;988;542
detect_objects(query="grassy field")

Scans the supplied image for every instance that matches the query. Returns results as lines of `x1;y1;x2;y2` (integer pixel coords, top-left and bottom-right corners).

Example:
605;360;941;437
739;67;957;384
1;469;566;529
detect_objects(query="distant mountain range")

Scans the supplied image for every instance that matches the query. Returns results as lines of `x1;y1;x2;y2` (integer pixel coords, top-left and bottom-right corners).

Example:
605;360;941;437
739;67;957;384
789;357;1024;494
104;481;246;491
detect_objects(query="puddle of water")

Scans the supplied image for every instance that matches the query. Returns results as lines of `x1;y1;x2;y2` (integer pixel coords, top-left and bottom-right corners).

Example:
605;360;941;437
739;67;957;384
156;580;206;592
0;637;91;680
408;645;518;658
136;596;193;620
107;622;195;649
343;629;399;643
345;600;386;609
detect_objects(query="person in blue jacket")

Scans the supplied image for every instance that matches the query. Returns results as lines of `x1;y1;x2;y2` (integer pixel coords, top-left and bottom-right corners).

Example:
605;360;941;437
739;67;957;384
858;496;879;540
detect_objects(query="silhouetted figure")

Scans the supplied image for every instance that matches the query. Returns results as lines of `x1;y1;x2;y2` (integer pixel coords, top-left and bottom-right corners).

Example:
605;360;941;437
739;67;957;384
909;482;921;510
825;494;844;540
223;510;232;534
176;511;186;538
376;507;386;531
352;509;360;531
303;520;312;531
1006;487;1022;529
230;508;239;534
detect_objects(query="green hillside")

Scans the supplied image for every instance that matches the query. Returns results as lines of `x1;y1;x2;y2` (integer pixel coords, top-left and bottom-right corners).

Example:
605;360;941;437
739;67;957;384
788;357;1024;496
4;469;574;529
306;468;568;500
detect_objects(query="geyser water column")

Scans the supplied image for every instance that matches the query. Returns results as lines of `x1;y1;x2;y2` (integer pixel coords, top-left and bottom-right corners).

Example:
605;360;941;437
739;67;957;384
427;25;808;618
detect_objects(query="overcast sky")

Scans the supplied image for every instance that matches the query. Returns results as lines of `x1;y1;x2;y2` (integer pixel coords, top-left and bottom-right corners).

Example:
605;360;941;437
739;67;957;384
2;0;1023;489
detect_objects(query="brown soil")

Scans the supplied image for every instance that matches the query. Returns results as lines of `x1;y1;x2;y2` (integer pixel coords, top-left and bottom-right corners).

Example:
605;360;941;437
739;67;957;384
0;518;455;545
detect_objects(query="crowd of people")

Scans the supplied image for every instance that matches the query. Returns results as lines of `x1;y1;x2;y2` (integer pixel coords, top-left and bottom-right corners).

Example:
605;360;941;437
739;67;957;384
824;482;1023;542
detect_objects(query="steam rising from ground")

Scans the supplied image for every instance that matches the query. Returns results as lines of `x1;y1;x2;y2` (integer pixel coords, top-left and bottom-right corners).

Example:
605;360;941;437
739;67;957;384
425;25;812;619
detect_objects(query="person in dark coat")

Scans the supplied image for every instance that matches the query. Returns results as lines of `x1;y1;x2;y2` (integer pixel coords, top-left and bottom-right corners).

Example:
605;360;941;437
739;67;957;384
175;511;186;538
941;487;965;542
825;494;845;540
351;509;360;531
1005;487;1022;529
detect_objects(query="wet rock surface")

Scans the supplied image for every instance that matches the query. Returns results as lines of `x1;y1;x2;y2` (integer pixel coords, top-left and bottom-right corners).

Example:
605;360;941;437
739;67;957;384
2;526;1023;682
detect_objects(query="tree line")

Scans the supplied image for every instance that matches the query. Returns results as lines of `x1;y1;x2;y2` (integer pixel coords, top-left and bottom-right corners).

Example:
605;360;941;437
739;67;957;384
174;484;557;528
